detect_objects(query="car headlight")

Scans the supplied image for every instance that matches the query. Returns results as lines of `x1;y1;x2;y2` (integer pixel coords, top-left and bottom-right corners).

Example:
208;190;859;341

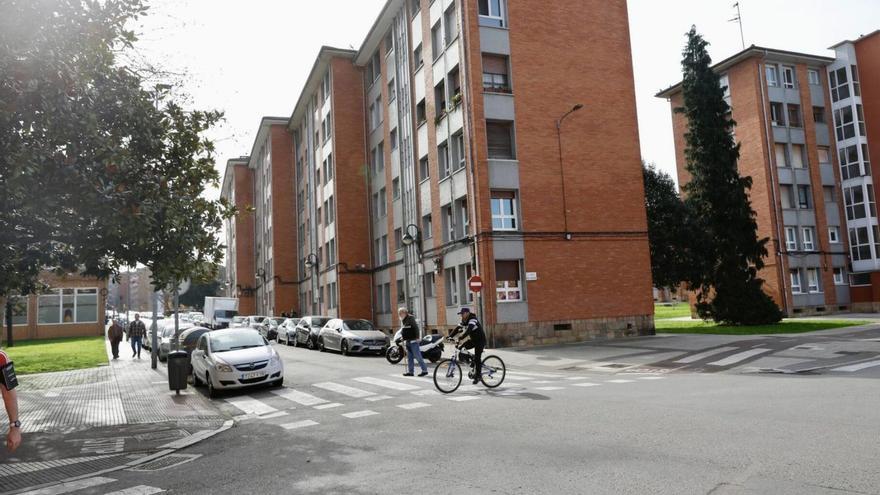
213;358;234;373
270;353;281;366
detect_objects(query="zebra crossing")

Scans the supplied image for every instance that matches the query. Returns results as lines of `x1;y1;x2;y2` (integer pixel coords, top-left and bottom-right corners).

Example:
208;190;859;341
17;476;165;495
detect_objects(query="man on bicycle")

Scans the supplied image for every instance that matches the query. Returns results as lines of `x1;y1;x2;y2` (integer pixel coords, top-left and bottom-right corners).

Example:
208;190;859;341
449;307;486;384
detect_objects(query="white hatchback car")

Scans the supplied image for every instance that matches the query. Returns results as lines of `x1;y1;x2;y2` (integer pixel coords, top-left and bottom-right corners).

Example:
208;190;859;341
190;328;283;398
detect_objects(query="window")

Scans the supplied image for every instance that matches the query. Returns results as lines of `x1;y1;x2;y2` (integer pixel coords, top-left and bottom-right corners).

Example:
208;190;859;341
442;205;454;241
482;54;510;92
719;74;731;104
378;187;387;217
856;104;866;136
833;267;846;285
372;142;385;174
784;226;797;251
328;197;335;224
374;235;389;265
806;268;821;293
38;288;98;324
410;0;420;16
392;177;400;200
448;66;461;103
388;79;396;102
813;106;826;124
852;272;872;286
790;269;802;293
444;4;458;44
461;264;474;304
452;132;466;171
864;143;873;172
766;65;779;87
394;228;403;250
787;104;802;128
486;121;515;159
780;185;794;209
445;267;459;306
390;128;398;150
495;260;522;302
770;102;785;126
419;156;429;181
384;30;394;54
849;226;872;261
775;143;788;168
782;66;796;89
396;279;406;303
839;144;861;179
413;43;423;68
491;190;517;230
828;226;840;244
424;272;435;298
370;95;383;130
852;65;861;96
797;185;812;209
322;115;332;140
422;214;433;238
324;154;333;183
808;69;820;86
322;71;331;104
4;296;27;326
323;199;329;226
458;198;469;236
366;52;381;86
844;185;866;220
435;79;447;118
791;145;806;169
869;184;878;218
823;186;836;203
438;141;450;179
431;22;443;60
818;147;831;165
834;106;855;141
328;238;336;265
830;67;850;102
802;227;815;251
328;282;337;309
416;99;427;126
478;0;506;28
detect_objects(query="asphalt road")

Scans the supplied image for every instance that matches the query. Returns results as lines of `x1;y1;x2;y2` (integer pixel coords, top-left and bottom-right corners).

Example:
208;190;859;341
55;334;880;495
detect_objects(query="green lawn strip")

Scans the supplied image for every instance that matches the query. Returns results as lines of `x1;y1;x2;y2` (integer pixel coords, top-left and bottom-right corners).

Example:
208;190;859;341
654;303;691;319
655;319;869;335
3;336;108;374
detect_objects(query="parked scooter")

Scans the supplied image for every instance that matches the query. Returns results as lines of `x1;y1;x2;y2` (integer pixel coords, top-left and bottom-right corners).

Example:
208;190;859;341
386;329;445;364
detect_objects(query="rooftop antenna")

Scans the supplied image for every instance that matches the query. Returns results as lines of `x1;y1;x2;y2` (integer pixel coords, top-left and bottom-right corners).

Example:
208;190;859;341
729;2;746;50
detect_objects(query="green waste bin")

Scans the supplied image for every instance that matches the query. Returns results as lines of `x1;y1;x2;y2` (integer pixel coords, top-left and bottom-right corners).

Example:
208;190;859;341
167;350;189;394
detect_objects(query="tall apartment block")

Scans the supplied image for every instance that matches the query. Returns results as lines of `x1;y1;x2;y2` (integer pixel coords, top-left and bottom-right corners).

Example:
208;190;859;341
221;157;257;315
224;0;654;346
658;31;879;315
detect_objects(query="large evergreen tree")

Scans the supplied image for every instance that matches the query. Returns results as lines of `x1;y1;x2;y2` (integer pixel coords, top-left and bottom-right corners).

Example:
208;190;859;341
678;27;782;325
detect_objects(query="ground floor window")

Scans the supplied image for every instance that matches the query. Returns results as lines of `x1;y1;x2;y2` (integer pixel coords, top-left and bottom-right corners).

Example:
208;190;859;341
3;296;28;325
495;260;522;302
833;267;847;285
38;288;98;324
790;269;802;293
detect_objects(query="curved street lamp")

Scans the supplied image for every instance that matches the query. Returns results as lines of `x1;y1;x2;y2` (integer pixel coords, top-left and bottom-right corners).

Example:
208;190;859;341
556;103;584;240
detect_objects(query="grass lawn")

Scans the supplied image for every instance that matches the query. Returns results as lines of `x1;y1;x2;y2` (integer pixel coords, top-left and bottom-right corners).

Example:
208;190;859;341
655;319;869;335
3;336;108;374
654;303;691;319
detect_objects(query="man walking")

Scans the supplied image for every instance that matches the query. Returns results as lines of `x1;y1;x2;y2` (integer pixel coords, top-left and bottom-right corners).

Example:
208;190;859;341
128;314;147;359
1;348;21;452
398;308;428;377
450;307;486;384
108;319;124;359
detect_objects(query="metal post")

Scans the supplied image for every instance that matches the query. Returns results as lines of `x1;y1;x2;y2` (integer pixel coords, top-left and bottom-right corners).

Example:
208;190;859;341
173;284;180;352
5;299;13;348
150;290;158;369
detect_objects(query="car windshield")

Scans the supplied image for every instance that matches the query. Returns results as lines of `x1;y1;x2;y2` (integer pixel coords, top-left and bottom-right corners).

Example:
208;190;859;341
344;320;375;331
210;331;266;353
311;317;331;327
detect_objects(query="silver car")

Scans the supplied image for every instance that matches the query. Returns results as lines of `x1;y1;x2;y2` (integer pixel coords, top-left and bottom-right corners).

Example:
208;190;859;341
318;319;389;356
159;320;195;361
190;328;284;398
276;318;301;346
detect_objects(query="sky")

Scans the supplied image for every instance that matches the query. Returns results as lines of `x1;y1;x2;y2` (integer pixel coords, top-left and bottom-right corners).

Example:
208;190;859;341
131;0;880;195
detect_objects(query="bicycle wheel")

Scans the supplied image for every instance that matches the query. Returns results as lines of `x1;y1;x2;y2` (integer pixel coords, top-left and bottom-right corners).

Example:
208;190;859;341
480;355;506;388
433;359;462;394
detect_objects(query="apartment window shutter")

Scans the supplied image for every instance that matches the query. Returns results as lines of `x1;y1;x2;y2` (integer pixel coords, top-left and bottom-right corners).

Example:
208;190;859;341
487;122;513;159
495;260;520;282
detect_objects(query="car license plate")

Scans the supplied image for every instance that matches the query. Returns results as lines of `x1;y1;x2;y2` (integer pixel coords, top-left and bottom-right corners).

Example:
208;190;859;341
242;371;266;380
368;346;383;350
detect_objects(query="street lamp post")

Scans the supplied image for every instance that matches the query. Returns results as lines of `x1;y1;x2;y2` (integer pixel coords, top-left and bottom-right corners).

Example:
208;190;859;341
556;103;584;240
401;224;428;334
304;253;320;314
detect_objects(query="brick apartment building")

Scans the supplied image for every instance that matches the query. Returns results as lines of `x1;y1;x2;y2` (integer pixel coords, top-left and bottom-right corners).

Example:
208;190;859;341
224;0;655;346
221;157;257;315
657;31;879;315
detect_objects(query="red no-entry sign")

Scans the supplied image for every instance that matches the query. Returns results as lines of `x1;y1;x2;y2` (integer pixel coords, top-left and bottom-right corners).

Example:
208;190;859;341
468;275;483;293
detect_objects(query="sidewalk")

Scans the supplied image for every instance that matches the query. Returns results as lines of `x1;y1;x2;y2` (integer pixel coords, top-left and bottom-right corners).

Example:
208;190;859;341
0;337;230;494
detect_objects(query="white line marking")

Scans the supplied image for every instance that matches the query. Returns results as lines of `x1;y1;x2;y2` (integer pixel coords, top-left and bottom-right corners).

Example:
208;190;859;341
506;371;564;378
365;395;393;402
342;410;379;418
397;402;431;410
708;348;772;367
831;359;880;372
103;486;166;495
535;386;565;391
19;477;117;495
411;389;439;396
675;347;739;364
259;411;289;420
565;376;590;380
271;388;328;406
572;382;601;387
224;396;278;416
638;376;665;380
314;382;375;398
531;380;559;384
446;396;481;402
282;420;319;430
353;376;422;391
313;402;343;410
607;379;634;384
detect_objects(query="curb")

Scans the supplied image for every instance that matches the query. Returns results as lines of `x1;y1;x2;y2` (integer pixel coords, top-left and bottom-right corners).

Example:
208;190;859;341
1;420;233;495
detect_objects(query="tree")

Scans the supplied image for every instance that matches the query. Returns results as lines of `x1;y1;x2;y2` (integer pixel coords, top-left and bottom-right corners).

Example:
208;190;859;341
179;280;222;311
677;27;782;325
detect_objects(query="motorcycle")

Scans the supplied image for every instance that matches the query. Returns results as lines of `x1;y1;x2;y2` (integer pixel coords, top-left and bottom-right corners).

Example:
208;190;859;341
386;329;445;364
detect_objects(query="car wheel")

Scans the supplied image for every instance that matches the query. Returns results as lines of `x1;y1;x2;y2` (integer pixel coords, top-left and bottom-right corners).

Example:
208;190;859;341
273;377;283;387
341;340;350;356
191;367;200;386
308;337;317;351
207;373;219;399
319;338;326;352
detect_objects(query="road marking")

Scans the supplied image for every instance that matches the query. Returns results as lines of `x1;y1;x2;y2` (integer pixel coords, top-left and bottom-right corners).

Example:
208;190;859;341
365;395;393;402
271;388;328;406
535;386;565;391
506;371;564;379
446;396;480;402
638;376;665;380
675;347;739;364
259;411;289;420
79;437;125;454
342;410;379;419
531;380;560;384
313;402;343;410
565;376;590;380
607;379;634;384
397;402;431;410
708;348;772;367
572;382;601;387
282;420;319;430
104;485;166;495
353;376;421;391
314;382;375;398
831;360;880;372
19;476;117;495
224;396;278;416
411;389;439;396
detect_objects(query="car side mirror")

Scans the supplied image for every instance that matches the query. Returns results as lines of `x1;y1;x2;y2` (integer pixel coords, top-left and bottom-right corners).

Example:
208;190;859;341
335;328;341;333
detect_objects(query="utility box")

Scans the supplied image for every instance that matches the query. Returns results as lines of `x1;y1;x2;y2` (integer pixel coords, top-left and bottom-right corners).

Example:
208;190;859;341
167;350;189;394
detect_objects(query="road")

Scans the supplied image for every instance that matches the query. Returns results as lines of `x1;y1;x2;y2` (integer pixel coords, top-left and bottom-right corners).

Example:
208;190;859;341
30;329;880;495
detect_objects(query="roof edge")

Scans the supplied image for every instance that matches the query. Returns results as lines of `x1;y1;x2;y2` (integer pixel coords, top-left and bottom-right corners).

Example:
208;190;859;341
829;29;880;50
287;46;357;129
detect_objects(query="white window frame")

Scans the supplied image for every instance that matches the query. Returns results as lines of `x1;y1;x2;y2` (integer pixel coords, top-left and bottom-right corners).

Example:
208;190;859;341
491;193;518;231
445;267;459;306
802;227;815;251
789;269;802;294
37;288;99;325
828;226;840;244
833;268;846;285
806;268;821;293
478;0;507;28
782;66;796;89
766;65;779;87
496;260;523;303
807;69;820;86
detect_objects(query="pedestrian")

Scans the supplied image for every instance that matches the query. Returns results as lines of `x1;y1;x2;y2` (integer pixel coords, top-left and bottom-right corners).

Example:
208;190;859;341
128;313;147;359
398;308;428;377
0;348;22;452
108;319;124;360
449;307;487;384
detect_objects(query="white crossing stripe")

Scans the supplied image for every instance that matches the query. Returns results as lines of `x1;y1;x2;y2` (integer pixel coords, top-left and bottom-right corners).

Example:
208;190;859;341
506;371;564;379
353;376;422;391
282;420;319;430
446;396;481;402
638;376;665;380
531;380;559;384
535;386;565;391
565;376;590;380
411;389;439;396
271;388;328;406
224;396;278;416
675;347;738;364
831;359;880;372
104;485;166;495
708;348;772;367
397;402;431;410
19;477;117;495
572;382;601;387
259;411;289;420
314;382;375;398
607;379;634;384
365;395;393;402
314;402;343;410
342;410;379;418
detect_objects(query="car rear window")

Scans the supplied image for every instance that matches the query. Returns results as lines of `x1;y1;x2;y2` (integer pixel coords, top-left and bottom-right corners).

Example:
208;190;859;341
311;318;331;327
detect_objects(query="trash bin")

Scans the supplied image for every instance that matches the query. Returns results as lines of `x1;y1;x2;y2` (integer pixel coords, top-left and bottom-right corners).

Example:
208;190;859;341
167;350;189;394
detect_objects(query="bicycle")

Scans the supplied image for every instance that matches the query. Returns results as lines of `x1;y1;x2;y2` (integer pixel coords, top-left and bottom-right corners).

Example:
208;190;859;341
433;338;506;393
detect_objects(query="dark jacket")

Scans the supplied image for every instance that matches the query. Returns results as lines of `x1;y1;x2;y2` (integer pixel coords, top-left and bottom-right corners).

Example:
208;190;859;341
128;320;147;339
457;315;486;347
108;322;124;341
401;315;420;342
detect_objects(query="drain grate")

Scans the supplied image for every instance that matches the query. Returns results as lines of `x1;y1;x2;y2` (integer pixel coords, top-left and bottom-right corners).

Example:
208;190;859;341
128;453;202;472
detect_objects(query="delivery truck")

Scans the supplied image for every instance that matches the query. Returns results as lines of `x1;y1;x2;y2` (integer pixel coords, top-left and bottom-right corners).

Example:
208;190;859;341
203;297;239;329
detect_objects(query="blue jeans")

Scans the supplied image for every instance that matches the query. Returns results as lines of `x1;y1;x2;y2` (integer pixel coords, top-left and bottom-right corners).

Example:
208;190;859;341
130;336;143;357
406;340;427;374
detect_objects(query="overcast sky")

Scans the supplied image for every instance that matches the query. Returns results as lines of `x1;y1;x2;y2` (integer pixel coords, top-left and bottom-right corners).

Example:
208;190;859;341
132;0;879;195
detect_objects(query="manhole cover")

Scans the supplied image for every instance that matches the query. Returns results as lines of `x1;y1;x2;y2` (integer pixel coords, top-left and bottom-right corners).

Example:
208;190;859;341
128;454;202;472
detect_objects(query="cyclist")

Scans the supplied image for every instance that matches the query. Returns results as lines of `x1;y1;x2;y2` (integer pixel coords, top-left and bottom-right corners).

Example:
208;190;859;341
449;307;486;384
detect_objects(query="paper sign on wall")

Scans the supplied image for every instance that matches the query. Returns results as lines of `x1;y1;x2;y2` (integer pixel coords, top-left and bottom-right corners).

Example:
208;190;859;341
526;272;538;281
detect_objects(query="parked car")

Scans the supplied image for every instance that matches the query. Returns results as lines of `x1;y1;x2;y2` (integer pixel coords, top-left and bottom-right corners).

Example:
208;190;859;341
159;321;195;361
294;316;333;350
178;326;212;375
241;315;268;330
318;319;389;356
230;316;247;327
276;318;301;346
190;328;283;398
258;317;285;341
141;318;166;350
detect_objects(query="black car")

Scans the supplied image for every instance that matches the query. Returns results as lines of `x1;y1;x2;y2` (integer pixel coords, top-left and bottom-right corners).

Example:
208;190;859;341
293;316;332;350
